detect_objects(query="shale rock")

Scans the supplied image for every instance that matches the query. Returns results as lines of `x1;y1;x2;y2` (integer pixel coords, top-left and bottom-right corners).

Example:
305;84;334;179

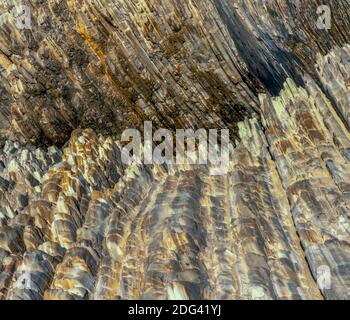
0;0;350;300
1;0;349;146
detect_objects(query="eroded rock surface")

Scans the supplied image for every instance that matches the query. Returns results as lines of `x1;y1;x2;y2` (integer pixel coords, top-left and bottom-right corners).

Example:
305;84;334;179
0;1;350;300
1;0;350;146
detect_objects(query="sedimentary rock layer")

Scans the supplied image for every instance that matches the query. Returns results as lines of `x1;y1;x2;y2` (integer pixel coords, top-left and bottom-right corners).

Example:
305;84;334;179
1;0;350;146
0;1;350;300
1;43;350;299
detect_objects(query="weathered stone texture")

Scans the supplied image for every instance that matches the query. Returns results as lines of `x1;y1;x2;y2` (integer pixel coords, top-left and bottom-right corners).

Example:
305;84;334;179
0;0;350;300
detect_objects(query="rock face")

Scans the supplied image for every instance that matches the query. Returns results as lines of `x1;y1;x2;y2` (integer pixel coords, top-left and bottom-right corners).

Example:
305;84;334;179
0;0;350;300
1;0;349;146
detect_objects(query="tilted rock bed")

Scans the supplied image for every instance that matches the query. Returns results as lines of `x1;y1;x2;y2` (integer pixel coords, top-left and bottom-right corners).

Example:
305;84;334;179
0;1;350;300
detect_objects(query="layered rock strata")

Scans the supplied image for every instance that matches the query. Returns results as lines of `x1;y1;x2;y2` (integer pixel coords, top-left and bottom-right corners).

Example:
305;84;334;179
0;1;350;300
1;43;350;299
1;0;350;146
